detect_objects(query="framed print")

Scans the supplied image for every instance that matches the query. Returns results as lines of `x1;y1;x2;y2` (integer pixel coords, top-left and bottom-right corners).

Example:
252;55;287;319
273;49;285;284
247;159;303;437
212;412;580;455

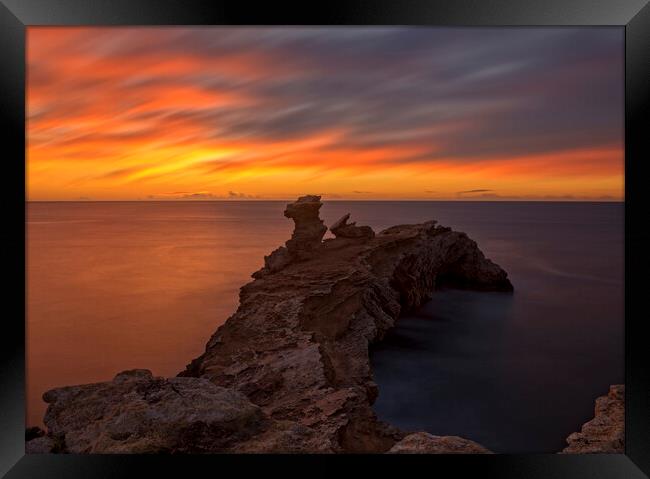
1;0;649;477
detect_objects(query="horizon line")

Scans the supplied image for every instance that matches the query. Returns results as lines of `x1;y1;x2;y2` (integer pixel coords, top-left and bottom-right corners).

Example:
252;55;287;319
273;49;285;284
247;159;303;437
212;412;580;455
25;198;624;203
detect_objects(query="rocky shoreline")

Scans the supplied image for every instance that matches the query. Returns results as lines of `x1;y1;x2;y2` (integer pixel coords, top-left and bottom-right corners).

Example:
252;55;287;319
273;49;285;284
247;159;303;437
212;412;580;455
25;195;623;454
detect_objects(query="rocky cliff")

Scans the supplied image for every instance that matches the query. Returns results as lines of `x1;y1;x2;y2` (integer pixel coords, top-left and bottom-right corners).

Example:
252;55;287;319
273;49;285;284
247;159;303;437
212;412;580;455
29;195;517;453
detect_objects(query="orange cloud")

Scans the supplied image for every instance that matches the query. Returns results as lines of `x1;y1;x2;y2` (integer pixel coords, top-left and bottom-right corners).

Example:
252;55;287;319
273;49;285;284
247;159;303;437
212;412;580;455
27;27;624;201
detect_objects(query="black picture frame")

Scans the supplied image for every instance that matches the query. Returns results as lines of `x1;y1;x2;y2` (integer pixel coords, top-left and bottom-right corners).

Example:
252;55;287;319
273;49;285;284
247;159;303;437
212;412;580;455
1;0;648;477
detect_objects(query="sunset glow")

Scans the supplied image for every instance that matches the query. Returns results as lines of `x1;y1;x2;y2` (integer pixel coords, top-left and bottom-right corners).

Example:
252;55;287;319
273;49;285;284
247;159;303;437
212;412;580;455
27;27;624;201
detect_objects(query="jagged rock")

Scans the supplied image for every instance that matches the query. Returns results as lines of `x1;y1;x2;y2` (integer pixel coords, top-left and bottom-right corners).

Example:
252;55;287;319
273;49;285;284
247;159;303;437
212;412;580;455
283;195;327;259
34;196;513;454
560;385;624;454
39;369;265;453
330;213;375;240
388;432;493;454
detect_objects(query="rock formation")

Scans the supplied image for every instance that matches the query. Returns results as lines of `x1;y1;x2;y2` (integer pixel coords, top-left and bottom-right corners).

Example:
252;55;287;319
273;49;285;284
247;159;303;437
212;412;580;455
31;368;338;454
560;385;624;454
284;194;328;254
256;195;327;276
388;432;493;454
28;195;515;454
329;213;375;240
38;369;266;453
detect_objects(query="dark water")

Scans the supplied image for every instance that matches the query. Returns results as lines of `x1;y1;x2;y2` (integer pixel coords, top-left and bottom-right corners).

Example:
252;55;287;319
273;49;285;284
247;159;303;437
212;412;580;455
369;201;623;453
27;201;623;454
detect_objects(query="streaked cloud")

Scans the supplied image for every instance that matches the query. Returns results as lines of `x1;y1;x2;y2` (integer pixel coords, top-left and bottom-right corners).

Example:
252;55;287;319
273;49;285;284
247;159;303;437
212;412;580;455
27;27;623;200
457;189;494;194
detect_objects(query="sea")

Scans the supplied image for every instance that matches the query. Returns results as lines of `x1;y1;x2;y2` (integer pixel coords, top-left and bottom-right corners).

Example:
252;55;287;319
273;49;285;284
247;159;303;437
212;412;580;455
26;200;623;453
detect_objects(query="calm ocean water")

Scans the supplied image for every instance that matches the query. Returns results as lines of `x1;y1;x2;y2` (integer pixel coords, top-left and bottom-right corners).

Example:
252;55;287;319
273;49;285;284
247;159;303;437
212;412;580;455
26;201;623;453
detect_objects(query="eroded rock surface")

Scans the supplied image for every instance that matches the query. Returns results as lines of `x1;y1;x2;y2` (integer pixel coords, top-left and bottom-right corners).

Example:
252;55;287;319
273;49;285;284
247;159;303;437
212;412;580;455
388;432;493;454
561;385;624;454
40;369;265;453
28;195;514;454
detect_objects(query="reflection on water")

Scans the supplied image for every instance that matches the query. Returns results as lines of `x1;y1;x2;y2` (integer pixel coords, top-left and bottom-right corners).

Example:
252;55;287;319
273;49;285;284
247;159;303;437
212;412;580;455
27;201;291;426
27;201;623;453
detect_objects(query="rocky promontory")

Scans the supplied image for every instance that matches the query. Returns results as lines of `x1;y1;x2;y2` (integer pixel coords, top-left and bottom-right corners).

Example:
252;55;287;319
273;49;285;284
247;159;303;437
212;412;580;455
28;195;518;453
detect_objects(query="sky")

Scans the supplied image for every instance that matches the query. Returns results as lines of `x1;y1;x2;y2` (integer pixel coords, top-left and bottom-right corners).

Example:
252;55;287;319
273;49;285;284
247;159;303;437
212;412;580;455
27;27;624;201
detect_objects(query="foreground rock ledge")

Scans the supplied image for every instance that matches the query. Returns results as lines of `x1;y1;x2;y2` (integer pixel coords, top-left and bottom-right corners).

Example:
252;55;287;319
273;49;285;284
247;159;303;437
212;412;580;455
29;195;514;454
388;432;493;454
